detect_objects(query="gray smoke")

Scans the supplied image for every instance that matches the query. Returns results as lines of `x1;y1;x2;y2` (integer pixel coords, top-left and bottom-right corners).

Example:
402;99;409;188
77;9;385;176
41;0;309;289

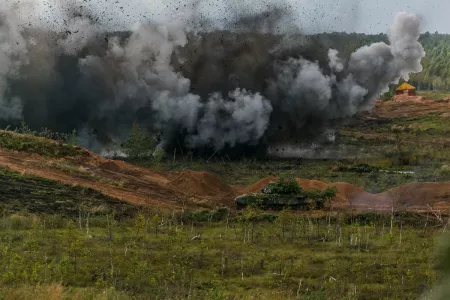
0;5;28;120
189;89;272;149
269;11;424;129
328;49;344;72
75;13;273;150
0;3;425;154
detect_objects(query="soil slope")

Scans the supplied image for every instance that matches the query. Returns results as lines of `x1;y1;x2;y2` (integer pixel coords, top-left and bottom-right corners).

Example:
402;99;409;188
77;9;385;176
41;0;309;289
0;144;239;209
2;143;450;213
4;98;450;214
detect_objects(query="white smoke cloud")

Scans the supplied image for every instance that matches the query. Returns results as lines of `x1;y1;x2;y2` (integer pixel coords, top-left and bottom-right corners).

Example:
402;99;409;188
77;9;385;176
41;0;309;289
274;57;333;115
190;89;272;150
345;11;425;111
273;11;424;124
328;49;344;72
388;11;425;81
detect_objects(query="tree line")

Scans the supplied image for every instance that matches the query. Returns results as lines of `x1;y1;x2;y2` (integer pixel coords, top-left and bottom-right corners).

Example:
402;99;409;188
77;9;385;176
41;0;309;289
315;31;450;91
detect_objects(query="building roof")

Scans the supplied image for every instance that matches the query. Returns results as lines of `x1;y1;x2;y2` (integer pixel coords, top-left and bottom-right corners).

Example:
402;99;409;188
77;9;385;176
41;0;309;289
396;82;416;91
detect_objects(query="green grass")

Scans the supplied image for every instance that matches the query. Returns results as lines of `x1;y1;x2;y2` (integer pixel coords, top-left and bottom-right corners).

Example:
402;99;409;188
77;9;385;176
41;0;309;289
2;102;450;299
0;210;442;299
417;91;450;100
0;167;137;218
133;157;447;194
0;130;86;158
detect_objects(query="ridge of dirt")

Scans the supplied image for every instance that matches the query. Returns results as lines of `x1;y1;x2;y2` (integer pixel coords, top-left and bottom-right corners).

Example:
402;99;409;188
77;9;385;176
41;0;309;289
242;177;450;213
2;119;450;212
0;146;238;210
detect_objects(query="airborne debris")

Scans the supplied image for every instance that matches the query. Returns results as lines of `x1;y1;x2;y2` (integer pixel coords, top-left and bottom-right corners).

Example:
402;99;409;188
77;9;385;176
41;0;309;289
0;3;424;155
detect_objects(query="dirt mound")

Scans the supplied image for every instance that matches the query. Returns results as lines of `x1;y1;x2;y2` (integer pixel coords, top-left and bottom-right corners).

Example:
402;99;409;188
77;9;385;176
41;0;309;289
296;178;330;190
383;182;450;211
99;161;122;173
168;171;236;197
3;135;450;213
330;182;368;206
392;95;425;102
241;177;367;208
242;176;278;194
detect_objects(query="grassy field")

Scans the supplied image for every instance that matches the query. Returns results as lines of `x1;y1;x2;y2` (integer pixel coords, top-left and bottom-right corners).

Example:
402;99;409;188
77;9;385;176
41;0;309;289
0;209;444;300
0;130;85;158
0;163;444;299
417;91;450;101
0;167;137;218
1;104;450;299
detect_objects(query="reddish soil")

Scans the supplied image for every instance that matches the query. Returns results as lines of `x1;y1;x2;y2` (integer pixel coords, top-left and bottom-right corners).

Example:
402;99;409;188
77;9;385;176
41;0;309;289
0;144;450;211
239;176;450;213
2;146;450;213
367;97;450;119
3;98;450;213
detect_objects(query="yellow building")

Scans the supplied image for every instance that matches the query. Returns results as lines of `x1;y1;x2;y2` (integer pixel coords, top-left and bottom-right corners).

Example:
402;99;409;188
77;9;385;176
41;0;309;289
396;82;416;96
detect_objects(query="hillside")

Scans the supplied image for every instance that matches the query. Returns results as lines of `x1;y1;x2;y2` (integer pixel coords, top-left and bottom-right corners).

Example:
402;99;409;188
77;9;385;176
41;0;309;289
0;100;448;299
3;117;450;215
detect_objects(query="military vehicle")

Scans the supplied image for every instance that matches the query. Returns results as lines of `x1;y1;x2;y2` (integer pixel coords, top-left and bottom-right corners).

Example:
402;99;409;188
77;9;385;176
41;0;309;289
235;178;332;211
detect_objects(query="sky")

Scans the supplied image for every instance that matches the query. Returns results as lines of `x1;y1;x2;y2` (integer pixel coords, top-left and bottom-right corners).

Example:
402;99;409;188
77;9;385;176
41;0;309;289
11;0;450;34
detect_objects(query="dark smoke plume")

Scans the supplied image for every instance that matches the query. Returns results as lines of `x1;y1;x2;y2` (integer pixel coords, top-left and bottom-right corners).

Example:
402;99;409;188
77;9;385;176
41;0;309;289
0;2;425;155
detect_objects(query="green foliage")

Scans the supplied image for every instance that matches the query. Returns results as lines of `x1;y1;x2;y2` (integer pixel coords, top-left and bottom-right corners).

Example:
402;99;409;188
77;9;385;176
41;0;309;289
0;121;82;157
0;166;137;218
181;208;230;223
0;130;85;157
122;122;157;159
66;129;79;146
322;186;337;200
0;211;439;299
423;232;450;300
153;147;166;162
308;186;337;200
264;176;303;195
14;121;79;146
240;206;264;222
410;33;450;90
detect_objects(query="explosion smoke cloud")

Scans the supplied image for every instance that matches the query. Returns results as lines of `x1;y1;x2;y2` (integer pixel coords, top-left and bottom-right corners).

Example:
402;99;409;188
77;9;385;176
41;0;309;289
0;3;425;155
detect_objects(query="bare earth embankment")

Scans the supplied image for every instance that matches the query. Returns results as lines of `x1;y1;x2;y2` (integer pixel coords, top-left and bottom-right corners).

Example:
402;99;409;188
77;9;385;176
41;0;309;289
3;96;450;213
1;130;450;213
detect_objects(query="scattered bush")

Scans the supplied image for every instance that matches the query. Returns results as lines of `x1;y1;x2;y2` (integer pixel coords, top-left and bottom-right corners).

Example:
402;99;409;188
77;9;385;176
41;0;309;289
14;121;79;145
441;164;450;174
153;147;166;162
264;176;303;195
122;121;157;159
0;131;85;157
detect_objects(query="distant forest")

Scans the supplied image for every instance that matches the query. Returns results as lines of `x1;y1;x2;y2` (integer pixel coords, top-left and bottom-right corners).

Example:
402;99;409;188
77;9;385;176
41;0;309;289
313;31;450;91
